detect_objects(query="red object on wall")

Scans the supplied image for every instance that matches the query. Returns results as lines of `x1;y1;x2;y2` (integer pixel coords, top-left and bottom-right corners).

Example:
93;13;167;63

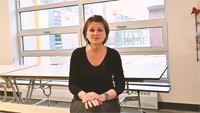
191;7;200;16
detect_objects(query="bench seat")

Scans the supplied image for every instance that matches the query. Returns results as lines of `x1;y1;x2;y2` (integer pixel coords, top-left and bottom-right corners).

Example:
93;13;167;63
124;82;171;94
0;102;70;113
15;79;50;85
128;82;170;87
126;84;171;93
46;81;68;86
15;79;69;86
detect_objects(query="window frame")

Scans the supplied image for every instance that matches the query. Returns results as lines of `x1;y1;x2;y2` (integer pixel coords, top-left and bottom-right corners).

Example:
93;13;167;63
17;0;169;81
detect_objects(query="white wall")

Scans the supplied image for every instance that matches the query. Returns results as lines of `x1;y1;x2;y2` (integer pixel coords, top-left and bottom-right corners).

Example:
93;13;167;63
0;0;13;64
158;0;200;105
0;0;199;105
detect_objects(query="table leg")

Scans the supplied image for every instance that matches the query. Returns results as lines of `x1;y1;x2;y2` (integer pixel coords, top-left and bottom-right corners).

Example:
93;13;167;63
42;86;52;106
25;79;52;106
127;81;129;94
25;79;33;104
0;84;7;102
13;79;24;104
9;80;20;104
137;91;146;113
28;79;35;105
2;77;20;103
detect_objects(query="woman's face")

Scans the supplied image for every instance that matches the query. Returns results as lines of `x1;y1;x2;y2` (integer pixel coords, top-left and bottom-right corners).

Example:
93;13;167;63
86;22;106;45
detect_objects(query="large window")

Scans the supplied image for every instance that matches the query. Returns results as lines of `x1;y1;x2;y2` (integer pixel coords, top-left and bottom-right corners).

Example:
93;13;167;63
83;0;165;23
17;0;168;80
106;28;164;48
22;56;71;66
20;6;79;30
22;33;78;51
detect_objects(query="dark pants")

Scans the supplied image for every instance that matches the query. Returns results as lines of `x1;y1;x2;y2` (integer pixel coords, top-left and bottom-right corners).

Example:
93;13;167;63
70;97;120;113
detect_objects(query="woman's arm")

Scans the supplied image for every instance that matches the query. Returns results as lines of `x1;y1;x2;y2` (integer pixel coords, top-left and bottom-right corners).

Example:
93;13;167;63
111;49;125;96
78;91;87;99
98;49;125;101
69;48;83;97
100;89;116;101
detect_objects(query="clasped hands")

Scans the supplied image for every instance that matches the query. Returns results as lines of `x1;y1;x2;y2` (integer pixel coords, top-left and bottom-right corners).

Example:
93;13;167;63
82;92;106;109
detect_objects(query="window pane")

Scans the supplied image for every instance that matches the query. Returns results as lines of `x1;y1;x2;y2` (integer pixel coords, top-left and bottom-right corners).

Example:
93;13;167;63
19;0;77;8
20;6;79;30
23;56;71;65
105;27;163;48
121;54;167;78
84;0;165;23
23;33;78;51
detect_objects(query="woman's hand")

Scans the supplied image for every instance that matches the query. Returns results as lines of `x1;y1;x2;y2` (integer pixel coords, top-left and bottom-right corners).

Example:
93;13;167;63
84;99;102;109
79;90;117;109
82;92;104;109
82;92;106;103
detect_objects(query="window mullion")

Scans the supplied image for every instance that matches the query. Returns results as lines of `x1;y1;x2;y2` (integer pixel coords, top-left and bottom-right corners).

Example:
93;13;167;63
78;2;84;47
109;20;166;31
20;50;73;56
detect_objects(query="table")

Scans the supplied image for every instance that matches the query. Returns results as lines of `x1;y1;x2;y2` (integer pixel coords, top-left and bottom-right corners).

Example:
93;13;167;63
0;64;168;107
1;64;167;80
123;64;168;93
1;65;69;80
123;65;168;81
1;65;70;105
0;65;36;74
123;65;168;113
0;65;36;103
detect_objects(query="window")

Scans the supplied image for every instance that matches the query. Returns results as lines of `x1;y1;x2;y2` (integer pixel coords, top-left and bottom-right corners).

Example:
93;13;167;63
20;6;79;30
83;0;165;23
106;27;164;48
17;0;169;81
22;33;78;51
22;56;71;65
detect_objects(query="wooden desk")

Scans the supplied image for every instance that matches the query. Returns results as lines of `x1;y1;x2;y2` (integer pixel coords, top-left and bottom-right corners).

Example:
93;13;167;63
0;102;70;113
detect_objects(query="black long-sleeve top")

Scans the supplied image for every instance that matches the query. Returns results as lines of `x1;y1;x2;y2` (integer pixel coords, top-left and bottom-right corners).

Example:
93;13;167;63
69;46;125;98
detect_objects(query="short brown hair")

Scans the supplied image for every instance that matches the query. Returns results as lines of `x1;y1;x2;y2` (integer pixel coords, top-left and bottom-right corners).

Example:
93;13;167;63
82;15;110;45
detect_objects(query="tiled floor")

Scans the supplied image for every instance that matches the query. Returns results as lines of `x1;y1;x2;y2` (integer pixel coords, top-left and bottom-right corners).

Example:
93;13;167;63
1;97;199;113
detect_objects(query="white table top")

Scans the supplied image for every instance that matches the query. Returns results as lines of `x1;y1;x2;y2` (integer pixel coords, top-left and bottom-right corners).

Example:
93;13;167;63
123;65;168;80
1;65;168;81
1;65;70;80
0;65;36;74
0;102;70;113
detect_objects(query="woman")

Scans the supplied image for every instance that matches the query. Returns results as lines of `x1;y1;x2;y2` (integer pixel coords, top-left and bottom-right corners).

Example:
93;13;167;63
69;15;125;113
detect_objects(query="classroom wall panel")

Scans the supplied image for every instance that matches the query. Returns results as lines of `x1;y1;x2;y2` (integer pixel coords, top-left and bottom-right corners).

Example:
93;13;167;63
0;0;13;65
158;0;200;105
